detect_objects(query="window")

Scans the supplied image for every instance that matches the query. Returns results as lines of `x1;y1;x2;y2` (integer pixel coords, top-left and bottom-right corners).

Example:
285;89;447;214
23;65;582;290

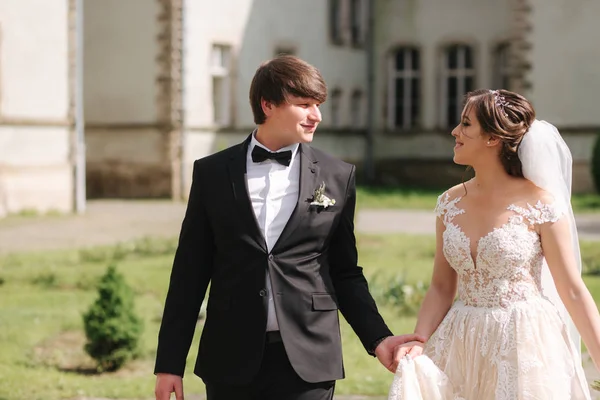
350;89;364;128
329;0;366;47
388;47;420;130
274;46;296;57
440;44;475;128
210;44;232;126
493;43;511;90
329;0;344;44
330;88;342;127
349;0;366;47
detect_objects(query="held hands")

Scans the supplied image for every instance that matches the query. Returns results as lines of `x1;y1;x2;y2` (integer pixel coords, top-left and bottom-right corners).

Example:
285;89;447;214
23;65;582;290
393;340;425;365
374;334;427;373
155;373;184;400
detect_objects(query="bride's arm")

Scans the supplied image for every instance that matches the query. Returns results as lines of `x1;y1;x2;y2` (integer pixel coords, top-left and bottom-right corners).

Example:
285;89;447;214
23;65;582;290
541;217;600;369
413;217;458;340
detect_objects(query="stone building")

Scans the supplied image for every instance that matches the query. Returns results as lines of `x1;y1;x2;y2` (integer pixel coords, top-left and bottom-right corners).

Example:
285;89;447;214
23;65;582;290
0;0;598;216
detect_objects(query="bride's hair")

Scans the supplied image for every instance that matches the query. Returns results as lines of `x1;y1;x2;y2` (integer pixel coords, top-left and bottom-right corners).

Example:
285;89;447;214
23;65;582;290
463;89;536;177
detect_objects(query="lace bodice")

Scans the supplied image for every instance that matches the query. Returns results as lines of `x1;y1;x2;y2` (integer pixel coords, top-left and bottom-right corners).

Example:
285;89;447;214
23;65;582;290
435;192;564;308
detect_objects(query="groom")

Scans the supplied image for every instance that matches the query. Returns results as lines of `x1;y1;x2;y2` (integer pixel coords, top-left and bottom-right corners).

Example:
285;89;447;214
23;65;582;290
154;55;423;400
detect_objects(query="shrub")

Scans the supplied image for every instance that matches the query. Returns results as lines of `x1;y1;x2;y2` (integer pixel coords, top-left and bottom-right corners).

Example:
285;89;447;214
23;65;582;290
79;237;178;263
592;133;600;193
371;273;429;316
30;272;58;288
82;263;143;372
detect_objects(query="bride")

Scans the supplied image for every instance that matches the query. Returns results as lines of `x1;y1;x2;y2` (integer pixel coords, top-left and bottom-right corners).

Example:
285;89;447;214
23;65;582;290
388;89;600;399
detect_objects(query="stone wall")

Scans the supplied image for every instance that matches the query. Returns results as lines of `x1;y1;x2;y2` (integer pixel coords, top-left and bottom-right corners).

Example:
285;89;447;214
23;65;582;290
0;0;73;216
83;0;183;199
85;127;171;198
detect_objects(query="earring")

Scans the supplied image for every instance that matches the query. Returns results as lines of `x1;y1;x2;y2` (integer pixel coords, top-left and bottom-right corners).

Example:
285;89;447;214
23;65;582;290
487;141;491;145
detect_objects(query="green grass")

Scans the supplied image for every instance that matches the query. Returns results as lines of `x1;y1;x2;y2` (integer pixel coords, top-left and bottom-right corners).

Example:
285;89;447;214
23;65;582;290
356;186;441;210
0;234;599;399
356;185;600;213
573;194;600;213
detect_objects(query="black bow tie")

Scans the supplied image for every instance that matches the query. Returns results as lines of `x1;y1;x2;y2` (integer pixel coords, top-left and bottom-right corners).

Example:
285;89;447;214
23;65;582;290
251;146;292;166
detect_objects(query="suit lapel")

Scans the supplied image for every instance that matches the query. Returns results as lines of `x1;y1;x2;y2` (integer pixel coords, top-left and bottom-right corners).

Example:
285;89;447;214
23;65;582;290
272;144;320;252
227;135;268;252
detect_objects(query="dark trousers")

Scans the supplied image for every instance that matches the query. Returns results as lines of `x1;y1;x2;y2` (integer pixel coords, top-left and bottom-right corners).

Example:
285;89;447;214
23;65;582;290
204;332;335;400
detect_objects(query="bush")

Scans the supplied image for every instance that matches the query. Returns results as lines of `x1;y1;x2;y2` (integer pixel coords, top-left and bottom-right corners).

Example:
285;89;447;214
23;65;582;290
582;241;600;276
371;273;429;316
79;236;178;263
592;133;600;193
30;272;58;288
82;263;144;372
583;256;600;276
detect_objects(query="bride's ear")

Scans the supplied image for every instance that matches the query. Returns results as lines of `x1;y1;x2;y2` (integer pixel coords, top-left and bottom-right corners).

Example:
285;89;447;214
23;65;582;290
486;136;501;147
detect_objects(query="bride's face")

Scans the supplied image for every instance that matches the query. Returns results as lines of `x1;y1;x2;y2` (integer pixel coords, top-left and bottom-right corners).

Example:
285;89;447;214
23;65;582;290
451;107;491;166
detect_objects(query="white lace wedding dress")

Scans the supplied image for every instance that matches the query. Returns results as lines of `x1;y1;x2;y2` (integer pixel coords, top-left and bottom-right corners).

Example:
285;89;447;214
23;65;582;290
388;192;592;400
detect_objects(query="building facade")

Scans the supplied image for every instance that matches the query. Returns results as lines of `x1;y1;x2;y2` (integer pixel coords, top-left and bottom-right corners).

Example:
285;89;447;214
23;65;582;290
0;0;598;216
0;0;74;217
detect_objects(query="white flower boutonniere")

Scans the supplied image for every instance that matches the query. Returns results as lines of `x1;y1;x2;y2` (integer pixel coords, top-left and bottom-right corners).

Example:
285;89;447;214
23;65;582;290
310;182;336;208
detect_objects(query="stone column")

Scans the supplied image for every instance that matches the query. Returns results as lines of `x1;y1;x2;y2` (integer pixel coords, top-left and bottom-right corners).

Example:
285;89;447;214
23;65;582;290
509;0;533;95
156;0;184;200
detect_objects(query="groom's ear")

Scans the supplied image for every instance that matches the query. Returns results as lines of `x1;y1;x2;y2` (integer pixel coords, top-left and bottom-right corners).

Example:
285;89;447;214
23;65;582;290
261;98;275;117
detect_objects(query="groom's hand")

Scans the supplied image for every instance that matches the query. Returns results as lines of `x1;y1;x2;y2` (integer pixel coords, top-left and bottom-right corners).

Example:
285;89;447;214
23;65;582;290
374;334;427;373
155;373;184;400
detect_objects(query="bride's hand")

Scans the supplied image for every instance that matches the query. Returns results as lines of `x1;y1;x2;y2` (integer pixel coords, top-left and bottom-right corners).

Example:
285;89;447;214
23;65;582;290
393;340;425;364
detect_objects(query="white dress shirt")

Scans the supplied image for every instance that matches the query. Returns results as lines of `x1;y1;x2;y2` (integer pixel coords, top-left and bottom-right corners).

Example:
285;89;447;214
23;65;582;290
246;133;300;332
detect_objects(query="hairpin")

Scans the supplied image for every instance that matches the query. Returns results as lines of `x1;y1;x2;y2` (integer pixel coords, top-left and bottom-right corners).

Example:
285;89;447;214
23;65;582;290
489;89;512;117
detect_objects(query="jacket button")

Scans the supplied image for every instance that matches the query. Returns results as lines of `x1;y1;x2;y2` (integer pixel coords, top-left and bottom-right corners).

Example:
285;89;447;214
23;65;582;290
268;254;274;260
259;289;267;297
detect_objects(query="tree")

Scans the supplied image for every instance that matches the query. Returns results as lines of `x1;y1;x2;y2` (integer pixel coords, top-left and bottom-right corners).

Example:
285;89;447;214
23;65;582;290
82;263;143;372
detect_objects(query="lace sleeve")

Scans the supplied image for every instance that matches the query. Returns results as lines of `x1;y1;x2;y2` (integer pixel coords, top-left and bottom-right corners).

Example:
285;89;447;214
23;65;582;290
434;192;464;225
434;193;447;220
508;201;565;225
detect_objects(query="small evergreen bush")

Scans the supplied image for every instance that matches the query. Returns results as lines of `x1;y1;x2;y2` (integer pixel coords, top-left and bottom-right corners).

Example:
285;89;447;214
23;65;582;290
82;263;143;372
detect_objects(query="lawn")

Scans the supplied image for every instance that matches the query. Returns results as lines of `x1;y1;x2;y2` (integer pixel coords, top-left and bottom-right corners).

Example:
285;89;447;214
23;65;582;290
356;185;600;213
1;235;600;399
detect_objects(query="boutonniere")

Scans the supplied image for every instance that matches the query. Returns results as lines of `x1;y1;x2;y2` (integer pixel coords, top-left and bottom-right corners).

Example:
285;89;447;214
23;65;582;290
310;182;336;208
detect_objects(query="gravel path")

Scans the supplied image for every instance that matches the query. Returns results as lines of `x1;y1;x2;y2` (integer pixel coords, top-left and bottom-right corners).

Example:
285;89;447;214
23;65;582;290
2;199;600;254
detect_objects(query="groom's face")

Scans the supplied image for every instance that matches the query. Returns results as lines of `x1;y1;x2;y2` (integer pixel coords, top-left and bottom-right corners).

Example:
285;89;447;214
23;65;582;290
262;95;322;146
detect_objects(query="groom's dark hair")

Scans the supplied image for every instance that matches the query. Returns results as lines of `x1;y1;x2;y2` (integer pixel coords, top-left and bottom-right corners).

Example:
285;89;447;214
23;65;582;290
249;55;327;124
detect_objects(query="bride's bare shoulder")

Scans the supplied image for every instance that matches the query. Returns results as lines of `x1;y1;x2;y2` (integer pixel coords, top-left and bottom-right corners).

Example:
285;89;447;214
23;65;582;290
440;182;468;201
515;179;555;206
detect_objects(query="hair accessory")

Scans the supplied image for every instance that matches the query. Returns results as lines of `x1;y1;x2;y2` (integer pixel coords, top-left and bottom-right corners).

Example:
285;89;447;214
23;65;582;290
489;89;512;117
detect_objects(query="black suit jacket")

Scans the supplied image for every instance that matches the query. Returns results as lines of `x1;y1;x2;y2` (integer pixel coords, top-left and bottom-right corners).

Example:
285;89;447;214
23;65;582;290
154;136;392;385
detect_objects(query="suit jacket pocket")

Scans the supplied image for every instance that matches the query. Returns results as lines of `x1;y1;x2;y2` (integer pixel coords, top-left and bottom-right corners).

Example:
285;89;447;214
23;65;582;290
312;293;338;311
